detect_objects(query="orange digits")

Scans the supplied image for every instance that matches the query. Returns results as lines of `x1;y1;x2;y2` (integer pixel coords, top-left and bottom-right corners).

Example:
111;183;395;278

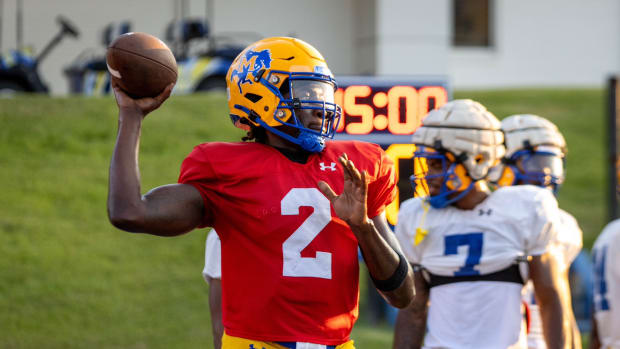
344;85;373;135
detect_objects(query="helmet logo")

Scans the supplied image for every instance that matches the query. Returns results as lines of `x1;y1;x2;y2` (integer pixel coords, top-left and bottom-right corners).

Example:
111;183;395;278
230;49;272;93
313;65;332;76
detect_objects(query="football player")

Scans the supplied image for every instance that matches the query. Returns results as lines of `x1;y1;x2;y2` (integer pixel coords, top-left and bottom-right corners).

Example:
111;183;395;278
203;230;223;349
492;114;582;349
107;37;414;349
392;100;572;348
589;220;620;348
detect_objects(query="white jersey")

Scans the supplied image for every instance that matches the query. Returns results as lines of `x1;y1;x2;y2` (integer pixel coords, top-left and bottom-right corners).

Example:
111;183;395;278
395;185;561;349
202;230;222;283
523;208;583;349
592;219;620;349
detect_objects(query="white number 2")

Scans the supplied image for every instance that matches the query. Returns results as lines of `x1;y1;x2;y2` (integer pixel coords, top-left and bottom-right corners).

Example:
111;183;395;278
281;188;332;279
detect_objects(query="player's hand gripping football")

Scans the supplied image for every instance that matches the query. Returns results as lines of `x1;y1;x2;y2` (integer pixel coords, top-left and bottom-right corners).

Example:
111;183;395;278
318;153;370;230
112;79;174;117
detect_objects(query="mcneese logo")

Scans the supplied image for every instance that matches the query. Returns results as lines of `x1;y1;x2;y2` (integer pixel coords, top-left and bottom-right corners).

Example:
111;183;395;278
230;49;272;93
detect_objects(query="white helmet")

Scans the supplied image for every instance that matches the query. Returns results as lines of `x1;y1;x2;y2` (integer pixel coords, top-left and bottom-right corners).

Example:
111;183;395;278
492;114;566;192
502;114;566;158
411;99;505;208
412;99;505;180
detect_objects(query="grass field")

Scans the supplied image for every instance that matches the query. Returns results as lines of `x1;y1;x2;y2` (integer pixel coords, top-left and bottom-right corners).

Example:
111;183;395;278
0;88;606;348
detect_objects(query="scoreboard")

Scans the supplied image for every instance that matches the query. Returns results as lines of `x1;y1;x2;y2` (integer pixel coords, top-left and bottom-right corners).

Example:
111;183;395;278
333;76;450;225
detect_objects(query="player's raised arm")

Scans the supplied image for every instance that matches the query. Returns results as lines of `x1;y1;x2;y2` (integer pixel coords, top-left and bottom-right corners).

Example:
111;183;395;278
318;154;415;308
107;81;204;236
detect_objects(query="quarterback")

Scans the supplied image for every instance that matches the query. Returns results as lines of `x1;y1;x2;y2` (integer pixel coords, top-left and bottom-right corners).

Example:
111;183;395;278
107;37;414;348
492;114;582;349
392;100;572;349
590;219;620;348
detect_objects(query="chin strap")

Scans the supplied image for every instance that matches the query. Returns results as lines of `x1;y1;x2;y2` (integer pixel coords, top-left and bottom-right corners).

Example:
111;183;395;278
254;117;325;153
428;181;475;209
298;129;325;153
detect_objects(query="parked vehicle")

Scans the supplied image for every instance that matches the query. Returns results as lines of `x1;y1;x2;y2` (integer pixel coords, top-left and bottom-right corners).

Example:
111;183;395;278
64;21;130;96
64;18;255;96
0;15;79;94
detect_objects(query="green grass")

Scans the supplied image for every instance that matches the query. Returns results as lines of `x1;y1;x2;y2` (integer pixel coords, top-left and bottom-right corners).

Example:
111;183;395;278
0;94;239;348
0;89;606;347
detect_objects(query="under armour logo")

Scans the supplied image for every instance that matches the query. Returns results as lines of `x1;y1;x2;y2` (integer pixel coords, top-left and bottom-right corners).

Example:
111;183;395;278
478;209;492;216
248;345;266;349
319;162;337;171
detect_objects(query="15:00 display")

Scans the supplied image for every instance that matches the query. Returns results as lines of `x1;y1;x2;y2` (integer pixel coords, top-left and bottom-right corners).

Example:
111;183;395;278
334;85;448;135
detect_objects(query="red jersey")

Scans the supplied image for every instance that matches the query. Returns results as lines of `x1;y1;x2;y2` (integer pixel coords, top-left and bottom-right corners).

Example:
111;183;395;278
178;140;396;345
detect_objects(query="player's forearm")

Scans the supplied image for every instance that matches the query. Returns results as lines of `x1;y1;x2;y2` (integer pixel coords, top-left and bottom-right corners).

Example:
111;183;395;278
354;219;414;308
209;279;224;349
392;298;427;349
355;219;399;278
538;298;570;349
535;279;571;349
565;282;581;349
570;316;581;349
530;253;571;349
108;108;146;231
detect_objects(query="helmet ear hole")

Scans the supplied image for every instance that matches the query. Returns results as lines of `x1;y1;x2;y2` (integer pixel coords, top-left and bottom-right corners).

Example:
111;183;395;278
497;166;516;187
278;78;290;97
451;163;472;191
244;93;263;103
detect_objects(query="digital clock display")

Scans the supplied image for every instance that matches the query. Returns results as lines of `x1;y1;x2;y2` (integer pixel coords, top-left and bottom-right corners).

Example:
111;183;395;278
334;76;450;225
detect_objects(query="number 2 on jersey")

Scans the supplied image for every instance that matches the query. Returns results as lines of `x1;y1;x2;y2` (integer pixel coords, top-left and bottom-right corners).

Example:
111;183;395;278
444;232;484;276
281;188;332;279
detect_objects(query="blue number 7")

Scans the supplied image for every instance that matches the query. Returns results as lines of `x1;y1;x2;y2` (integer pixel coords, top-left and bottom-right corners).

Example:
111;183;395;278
444;233;484;276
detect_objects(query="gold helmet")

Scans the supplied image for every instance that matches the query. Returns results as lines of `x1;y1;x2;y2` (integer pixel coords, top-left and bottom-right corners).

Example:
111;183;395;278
226;37;341;152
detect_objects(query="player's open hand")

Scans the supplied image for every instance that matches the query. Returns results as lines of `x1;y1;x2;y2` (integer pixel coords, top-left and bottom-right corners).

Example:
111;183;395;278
112;80;174;117
318;153;369;230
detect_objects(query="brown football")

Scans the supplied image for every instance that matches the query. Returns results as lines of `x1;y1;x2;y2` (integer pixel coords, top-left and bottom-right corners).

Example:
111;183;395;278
106;32;177;98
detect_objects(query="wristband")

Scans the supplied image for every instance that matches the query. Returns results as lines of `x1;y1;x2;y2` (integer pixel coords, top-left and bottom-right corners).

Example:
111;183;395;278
371;251;409;292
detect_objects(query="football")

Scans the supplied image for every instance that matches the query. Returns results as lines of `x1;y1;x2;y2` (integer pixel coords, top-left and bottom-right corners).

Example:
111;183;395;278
106;32;177;98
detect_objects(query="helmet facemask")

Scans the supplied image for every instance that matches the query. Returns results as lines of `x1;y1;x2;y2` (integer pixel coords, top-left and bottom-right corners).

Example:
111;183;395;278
259;73;341;153
410;146;475;209
501;146;565;194
497;114;567;195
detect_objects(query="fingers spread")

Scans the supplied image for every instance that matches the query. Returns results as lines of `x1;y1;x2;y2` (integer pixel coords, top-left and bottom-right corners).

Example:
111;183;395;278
348;159;362;181
339;153;363;187
361;170;369;195
339;156;350;181
318;180;338;202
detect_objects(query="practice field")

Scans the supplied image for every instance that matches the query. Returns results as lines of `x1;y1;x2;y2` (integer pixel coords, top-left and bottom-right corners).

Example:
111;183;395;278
0;89;604;348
